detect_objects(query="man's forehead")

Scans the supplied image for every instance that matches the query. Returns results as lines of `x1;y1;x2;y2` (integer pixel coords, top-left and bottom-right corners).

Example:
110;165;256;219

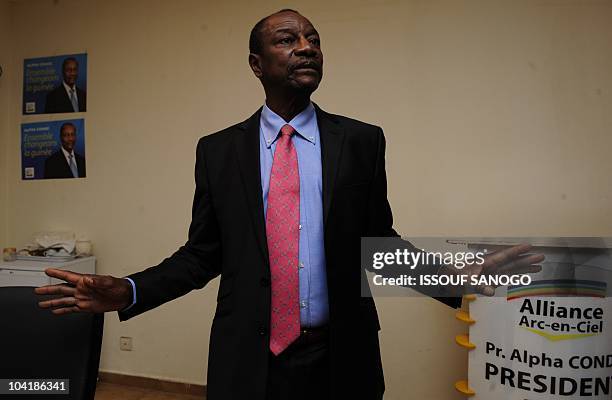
263;12;317;34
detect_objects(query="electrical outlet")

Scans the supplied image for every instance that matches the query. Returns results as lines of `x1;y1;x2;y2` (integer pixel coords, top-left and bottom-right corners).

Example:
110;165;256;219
120;336;133;351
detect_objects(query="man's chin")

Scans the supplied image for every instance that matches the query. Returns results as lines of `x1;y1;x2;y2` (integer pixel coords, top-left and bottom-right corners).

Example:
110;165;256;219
289;77;321;94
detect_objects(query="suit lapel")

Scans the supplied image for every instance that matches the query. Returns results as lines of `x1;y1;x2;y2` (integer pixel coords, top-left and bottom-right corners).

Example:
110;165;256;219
315;104;345;228
61;88;73;110
60;153;73;177
234;108;270;264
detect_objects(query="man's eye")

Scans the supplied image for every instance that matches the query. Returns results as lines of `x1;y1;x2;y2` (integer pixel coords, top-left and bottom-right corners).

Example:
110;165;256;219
279;37;293;44
309;38;320;46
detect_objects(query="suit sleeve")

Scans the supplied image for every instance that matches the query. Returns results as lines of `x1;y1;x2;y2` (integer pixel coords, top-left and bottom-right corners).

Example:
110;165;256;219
78;88;87;112
364;128;461;308
118;138;222;321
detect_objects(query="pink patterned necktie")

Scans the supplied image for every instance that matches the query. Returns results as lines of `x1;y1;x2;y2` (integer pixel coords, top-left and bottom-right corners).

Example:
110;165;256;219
266;123;300;356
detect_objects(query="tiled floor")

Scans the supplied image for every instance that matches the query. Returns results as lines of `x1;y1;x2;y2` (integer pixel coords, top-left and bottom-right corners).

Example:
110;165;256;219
95;383;203;400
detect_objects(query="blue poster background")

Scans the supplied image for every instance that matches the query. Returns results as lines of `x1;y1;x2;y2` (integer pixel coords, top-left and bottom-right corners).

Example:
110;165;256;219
21;119;86;180
22;53;87;115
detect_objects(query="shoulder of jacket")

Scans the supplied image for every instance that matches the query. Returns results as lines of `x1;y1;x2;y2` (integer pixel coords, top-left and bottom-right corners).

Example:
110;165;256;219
197;108;261;147
196;121;243;148
329;114;383;149
339;116;380;133
47;86;62;96
317;107;382;137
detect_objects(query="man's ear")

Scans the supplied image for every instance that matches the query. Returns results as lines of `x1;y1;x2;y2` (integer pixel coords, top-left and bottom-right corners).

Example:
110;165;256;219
249;53;263;78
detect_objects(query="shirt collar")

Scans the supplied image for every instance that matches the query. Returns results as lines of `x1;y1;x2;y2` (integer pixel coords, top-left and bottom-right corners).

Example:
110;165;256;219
63;81;75;92
260;101;317;148
61;146;74;159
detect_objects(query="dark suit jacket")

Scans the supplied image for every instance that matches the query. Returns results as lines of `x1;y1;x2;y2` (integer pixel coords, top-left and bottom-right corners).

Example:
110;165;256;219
119;104;458;400
44;150;86;179
44;85;87;113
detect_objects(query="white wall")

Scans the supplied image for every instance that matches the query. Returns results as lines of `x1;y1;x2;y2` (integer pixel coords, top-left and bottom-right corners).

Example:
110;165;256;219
3;1;612;399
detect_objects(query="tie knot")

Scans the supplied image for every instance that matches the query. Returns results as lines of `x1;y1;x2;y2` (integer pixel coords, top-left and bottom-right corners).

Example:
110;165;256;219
280;124;295;137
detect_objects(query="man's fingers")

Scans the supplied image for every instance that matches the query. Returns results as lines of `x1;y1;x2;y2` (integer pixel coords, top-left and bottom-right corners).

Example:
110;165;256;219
493;254;545;274
517;253;545;267
75;300;93;310
39;296;78;309
43;298;93;313
43;268;85;285
34;283;76;297
484;244;532;268
34;283;76;295
51;306;81;315
484;244;541;270
469;245;544;298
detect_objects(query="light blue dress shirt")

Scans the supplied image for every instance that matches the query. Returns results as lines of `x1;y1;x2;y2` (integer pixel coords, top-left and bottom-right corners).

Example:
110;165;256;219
124;103;330;327
259;102;329;328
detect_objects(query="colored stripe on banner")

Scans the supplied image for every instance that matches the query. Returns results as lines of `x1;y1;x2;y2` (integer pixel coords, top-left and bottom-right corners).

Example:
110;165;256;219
507;279;606;300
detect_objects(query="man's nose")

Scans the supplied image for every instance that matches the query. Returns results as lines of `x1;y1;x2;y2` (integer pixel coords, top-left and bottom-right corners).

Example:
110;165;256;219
294;36;317;56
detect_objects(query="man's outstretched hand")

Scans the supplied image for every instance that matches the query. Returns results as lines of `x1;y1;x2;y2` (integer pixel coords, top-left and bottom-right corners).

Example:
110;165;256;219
34;269;132;314
469;243;544;296
442;243;545;297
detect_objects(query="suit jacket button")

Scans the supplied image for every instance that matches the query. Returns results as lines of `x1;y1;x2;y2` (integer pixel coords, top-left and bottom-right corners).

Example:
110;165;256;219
260;277;270;287
258;326;268;336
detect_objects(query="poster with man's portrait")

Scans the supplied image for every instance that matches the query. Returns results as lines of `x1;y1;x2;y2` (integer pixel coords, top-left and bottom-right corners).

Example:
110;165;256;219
21;119;86;180
22;53;88;115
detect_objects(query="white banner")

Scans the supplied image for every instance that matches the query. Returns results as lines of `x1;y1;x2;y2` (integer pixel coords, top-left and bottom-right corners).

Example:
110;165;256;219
468;295;612;399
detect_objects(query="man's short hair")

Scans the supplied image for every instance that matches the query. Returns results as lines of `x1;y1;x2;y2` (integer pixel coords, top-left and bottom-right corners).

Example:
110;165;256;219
62;57;78;70
59;122;76;135
249;9;301;54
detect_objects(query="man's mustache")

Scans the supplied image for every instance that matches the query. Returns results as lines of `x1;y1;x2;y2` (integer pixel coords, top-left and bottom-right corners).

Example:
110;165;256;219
290;60;321;73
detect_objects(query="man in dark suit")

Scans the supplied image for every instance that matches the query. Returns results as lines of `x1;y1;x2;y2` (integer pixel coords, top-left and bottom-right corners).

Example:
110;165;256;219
36;9;542;400
44;57;87;113
44;122;86;179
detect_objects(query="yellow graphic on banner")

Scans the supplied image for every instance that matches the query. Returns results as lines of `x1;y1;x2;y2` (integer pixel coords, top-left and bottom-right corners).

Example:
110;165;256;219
523;327;597;342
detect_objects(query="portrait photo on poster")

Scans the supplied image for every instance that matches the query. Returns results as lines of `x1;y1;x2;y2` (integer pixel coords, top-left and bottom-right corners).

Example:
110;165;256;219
22;53;87;115
21;119;86;180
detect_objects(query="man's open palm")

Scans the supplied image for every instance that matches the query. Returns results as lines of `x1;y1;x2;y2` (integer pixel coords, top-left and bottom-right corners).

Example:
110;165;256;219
35;269;132;315
467;244;544;296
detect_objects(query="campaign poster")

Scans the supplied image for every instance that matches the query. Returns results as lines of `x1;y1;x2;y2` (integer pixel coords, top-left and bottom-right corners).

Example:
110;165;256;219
22;53;87;115
468;296;612;399
463;240;612;399
21;119;86;180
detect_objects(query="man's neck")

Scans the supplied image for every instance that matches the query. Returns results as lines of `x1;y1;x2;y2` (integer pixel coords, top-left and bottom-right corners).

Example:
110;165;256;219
63;81;75;90
61;147;74;156
265;95;311;123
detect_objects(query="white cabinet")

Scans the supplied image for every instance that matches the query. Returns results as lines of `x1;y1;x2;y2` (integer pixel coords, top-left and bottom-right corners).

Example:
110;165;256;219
0;257;96;287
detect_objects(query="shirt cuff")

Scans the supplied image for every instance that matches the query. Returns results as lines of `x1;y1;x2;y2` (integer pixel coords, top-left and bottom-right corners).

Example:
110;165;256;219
121;277;137;311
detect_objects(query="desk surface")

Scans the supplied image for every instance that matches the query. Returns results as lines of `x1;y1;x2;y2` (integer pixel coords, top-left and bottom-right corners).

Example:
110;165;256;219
0;256;96;271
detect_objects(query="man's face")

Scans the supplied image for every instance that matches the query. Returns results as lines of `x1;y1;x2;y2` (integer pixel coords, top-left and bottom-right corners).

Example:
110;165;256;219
60;125;77;152
63;60;78;87
252;11;323;94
